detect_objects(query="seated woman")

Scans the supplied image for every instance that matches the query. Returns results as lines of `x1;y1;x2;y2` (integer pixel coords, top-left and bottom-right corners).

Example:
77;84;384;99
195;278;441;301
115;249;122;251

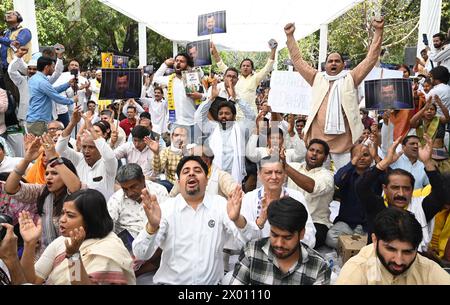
18;189;136;285
410;95;450;173
5;134;81;252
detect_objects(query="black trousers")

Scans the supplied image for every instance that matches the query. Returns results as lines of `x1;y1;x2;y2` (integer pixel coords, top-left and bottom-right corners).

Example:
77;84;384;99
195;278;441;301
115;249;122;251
314;223;329;249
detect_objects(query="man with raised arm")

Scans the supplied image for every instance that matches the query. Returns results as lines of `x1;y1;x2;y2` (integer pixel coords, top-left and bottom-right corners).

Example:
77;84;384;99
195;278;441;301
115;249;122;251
284;17;384;171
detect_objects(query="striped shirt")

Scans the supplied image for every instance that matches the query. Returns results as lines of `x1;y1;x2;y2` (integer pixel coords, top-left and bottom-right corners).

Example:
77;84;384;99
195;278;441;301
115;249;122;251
229;238;331;285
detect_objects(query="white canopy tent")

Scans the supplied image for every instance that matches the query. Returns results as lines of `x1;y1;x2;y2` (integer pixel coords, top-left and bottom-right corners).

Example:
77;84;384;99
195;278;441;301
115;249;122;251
98;0;364;52
12;0;443;66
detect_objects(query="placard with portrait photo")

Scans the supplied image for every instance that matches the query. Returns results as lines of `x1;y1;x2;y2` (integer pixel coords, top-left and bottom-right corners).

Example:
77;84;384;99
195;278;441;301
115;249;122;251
187;39;212;67
198;10;226;36
99;69;142;100
364;78;414;110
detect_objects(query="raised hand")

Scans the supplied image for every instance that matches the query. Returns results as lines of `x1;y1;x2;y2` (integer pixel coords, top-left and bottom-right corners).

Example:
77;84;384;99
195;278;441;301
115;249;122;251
71;105;83;124
0;223;18;261
146;137;160;154
64;226;86;256
284;23;296;36
227;185;244;222
256;196;268;229
41;132;57;160
377;136;403;170
224;77;236;100
372;16;385;30
24;137;42;163
18;212;42;244
141;188;161;230
165;58;175;67
418;134;433;164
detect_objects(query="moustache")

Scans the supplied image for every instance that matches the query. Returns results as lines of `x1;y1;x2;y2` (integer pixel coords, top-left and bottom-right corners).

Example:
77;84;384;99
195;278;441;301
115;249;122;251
394;196;407;201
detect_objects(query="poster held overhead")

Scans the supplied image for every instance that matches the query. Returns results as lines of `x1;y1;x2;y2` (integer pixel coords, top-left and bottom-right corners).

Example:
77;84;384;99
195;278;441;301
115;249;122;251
99;69;142;100
268;71;312;115
364;78;414;110
198;10;226;36
187;39;212;67
113;55;129;68
101;52;113;68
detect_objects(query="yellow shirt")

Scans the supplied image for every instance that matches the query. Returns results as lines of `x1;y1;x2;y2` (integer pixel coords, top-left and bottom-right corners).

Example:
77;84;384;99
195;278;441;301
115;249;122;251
217;59;274;120
335;244;450;285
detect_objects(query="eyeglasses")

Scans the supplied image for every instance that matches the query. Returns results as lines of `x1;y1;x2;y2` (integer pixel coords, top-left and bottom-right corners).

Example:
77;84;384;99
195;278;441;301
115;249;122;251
48;127;63;132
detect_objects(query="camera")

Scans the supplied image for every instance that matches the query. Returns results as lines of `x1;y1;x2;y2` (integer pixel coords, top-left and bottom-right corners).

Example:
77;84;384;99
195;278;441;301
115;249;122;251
0;214;13;241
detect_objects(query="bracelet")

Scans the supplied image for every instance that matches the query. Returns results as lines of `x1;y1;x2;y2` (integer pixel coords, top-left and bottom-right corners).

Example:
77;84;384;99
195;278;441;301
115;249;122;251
13;166;25;176
146;223;159;235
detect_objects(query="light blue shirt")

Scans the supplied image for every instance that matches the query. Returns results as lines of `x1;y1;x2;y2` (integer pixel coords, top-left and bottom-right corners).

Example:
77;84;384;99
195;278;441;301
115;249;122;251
26;71;73;123
391;154;430;189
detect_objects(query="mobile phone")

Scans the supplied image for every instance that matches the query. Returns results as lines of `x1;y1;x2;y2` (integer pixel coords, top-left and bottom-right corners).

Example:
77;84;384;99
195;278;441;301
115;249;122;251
268;39;278;49
422;34;429;46
284;59;293;66
53;43;65;53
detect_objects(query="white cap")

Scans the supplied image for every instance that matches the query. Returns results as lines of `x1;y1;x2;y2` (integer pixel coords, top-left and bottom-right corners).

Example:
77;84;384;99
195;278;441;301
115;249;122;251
27;59;37;67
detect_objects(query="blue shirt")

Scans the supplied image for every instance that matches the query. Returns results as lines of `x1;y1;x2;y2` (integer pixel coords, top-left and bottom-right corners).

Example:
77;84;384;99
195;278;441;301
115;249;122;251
0;26;32;69
334;162;384;230
27;72;73;123
390;154;429;189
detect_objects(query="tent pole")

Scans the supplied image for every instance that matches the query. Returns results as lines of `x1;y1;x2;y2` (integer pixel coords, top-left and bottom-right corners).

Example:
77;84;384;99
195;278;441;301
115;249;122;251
138;22;147;66
318;24;328;71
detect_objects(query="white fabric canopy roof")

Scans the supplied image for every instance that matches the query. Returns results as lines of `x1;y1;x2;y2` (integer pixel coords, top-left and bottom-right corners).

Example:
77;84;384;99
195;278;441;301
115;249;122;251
99;0;364;51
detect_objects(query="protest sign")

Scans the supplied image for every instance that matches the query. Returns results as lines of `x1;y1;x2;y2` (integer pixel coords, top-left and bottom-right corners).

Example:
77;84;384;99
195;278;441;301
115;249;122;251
113;55;129;68
268;71;311;115
182;68;203;94
101;52;113;69
187;39;212;67
99;69;142;100
198;11;226;36
364;78;414;110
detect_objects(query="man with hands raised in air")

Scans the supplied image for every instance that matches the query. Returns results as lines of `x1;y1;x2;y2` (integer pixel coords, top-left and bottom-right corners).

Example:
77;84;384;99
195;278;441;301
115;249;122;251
132;156;258;285
284;17;385;172
356;134;447;251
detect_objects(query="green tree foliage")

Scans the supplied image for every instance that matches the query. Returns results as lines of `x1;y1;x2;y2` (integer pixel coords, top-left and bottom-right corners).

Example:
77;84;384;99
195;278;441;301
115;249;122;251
0;0;173;69
277;0;449;69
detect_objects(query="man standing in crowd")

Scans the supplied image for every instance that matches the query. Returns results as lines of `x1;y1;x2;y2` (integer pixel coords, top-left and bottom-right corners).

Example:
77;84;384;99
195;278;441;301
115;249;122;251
284;17;384;171
8;45;65;126
212;41;277;119
26;56;78;136
153;54;205;138
336;208;450;284
230;197;331;285
52;59;90;126
0;10;31;104
430;33;450;74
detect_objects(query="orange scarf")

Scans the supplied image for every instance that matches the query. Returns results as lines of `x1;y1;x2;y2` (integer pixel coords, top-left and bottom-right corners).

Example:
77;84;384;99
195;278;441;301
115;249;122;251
25;153;46;184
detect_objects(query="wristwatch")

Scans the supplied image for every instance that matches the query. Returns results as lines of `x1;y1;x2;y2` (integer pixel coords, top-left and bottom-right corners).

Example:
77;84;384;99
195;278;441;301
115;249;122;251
66;252;81;261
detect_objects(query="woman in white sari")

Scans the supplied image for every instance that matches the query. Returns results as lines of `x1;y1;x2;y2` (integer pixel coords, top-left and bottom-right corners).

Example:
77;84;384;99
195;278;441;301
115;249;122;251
19;189;136;285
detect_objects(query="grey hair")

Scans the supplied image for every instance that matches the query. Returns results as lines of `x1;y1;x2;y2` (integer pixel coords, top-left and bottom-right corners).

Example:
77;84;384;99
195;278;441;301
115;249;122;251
116;163;144;183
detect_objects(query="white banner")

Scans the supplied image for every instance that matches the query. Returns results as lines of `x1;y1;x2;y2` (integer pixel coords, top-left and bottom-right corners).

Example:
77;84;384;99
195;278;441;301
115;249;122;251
268;71;312;115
